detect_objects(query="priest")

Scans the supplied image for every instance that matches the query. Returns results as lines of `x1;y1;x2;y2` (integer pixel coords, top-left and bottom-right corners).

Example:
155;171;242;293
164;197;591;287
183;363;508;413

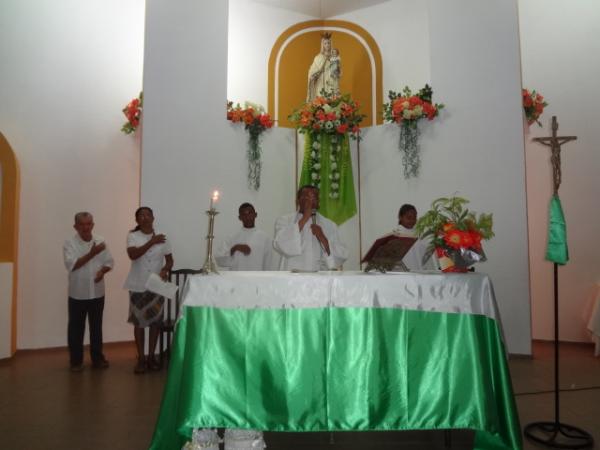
274;185;348;271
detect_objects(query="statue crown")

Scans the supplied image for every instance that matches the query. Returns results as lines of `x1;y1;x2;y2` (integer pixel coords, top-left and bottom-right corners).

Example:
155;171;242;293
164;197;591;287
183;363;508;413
321;32;332;40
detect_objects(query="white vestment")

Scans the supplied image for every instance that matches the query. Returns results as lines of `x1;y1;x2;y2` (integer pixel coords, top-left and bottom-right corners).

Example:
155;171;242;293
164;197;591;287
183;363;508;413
307;53;339;102
274;212;348;271
215;227;274;271
392;225;437;271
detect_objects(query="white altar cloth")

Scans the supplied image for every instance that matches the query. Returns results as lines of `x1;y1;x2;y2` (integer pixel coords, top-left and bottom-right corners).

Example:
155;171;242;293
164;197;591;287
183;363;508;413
182;270;501;322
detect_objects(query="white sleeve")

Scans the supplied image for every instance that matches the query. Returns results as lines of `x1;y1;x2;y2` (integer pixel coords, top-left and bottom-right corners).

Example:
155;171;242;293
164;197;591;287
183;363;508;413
63;240;77;272
102;245;115;269
323;221;348;269
273;216;303;258
214;236;233;268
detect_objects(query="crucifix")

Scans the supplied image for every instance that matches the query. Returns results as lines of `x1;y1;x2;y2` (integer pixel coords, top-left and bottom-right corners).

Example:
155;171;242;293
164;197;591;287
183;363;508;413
532;116;576;195
524;116;593;449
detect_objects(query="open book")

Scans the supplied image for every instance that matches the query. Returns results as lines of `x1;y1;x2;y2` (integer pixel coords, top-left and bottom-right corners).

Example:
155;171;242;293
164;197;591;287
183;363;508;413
361;233;417;272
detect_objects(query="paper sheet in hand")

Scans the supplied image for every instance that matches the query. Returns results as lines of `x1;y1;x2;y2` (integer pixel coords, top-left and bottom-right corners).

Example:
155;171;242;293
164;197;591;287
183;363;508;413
144;273;178;300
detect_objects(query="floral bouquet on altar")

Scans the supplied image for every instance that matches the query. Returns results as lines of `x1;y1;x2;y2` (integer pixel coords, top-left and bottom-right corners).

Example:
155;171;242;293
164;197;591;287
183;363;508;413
227;101;274;190
415;196;494;272
121;92;143;134
522;88;548;126
383;85;444;178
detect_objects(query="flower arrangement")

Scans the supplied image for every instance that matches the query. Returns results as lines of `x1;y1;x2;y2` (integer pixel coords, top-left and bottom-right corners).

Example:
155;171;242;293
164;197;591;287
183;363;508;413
289;92;364;200
415;196;494;272
288;92;364;140
227;101;274;190
522;88;548;126
383;85;444;178
121;92;143;134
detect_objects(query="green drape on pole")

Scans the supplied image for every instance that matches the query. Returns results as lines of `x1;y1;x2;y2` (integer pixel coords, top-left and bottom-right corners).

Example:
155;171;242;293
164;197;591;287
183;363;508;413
299;132;357;225
545;195;569;265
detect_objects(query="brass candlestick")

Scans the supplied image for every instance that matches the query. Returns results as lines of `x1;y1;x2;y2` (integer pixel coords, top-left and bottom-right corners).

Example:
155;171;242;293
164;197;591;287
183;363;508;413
201;208;219;274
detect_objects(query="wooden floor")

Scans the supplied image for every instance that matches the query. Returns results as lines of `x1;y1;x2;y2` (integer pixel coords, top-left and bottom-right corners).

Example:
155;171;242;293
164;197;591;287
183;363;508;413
0;341;598;449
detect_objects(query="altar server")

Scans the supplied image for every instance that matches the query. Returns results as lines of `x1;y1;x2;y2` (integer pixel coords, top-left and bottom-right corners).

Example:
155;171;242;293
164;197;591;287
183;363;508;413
393;203;436;271
274;185;348;271
215;203;274;271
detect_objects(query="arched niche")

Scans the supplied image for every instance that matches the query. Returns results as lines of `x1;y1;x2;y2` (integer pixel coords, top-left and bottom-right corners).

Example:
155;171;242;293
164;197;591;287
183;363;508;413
268;20;383;128
0;132;20;357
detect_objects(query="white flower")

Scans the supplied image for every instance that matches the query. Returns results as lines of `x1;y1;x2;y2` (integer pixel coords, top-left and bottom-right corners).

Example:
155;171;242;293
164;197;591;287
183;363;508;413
334;120;341;127
323;104;332;113
311;151;316;158
329;173;333;180
330;192;339;199
402;109;412;120
325;121;334;129
334;173;340;180
414;105;423;116
311;172;320;180
330;154;336;161
312;142;321;150
331;162;337;170
331;136;338;143
313;163;321;170
331;182;339;189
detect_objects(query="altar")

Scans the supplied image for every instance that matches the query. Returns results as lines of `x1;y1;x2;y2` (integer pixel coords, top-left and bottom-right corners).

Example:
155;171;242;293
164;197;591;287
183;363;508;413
149;271;522;450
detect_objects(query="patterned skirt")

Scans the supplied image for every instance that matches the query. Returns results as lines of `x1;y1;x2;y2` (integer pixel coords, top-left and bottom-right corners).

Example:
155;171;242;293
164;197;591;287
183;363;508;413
128;291;164;328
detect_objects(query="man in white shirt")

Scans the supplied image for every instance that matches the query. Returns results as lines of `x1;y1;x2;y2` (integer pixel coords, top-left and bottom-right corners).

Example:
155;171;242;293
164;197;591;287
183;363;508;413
215;203;274;271
274;185;348;271
63;212;114;372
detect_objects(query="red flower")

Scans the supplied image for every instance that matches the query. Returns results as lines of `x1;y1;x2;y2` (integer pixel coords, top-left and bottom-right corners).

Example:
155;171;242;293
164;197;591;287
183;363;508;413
443;230;464;249
259;114;273;128
336;124;348;134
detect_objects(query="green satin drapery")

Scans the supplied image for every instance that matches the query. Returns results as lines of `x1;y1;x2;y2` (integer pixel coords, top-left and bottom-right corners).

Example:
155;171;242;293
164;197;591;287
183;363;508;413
150;307;521;450
299;133;357;225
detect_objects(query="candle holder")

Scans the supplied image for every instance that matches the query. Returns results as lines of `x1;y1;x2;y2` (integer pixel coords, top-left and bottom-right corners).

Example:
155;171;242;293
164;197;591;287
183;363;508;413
201;208;219;274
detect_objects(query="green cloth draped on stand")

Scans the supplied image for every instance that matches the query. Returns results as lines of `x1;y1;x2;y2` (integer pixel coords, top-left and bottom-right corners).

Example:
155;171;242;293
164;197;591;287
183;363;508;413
545;195;569;265
299;132;357;225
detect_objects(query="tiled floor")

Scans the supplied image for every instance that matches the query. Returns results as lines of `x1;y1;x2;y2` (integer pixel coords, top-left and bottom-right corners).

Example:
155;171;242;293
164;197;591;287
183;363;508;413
0;341;598;449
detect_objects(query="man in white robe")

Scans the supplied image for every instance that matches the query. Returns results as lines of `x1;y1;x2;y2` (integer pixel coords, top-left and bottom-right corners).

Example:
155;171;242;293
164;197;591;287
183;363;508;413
215;203;274;271
274;185;348;271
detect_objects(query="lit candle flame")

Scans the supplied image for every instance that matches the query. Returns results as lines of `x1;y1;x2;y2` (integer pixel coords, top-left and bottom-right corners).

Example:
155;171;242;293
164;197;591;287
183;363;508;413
209;190;220;210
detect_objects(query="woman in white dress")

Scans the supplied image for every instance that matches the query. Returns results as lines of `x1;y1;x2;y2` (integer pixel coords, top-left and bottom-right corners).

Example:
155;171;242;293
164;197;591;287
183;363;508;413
306;33;340;101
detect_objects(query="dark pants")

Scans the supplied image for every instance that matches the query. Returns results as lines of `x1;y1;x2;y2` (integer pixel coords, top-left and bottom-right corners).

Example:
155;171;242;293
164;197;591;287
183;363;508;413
68;297;105;365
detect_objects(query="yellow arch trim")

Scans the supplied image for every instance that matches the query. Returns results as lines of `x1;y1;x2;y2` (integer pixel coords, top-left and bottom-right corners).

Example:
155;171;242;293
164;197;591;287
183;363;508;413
268;19;383;126
0;132;20;355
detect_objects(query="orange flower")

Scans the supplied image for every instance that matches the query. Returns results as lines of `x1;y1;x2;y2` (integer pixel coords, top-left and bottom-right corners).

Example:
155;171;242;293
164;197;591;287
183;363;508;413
442;222;455;232
443;229;464;249
259;114;273;128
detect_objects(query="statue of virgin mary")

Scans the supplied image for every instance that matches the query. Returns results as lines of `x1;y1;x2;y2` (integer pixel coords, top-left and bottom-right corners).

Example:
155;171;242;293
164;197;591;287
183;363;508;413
306;33;341;102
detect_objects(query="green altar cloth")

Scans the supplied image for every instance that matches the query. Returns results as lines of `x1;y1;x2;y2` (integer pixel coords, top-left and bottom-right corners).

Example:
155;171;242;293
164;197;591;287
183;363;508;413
149;307;521;450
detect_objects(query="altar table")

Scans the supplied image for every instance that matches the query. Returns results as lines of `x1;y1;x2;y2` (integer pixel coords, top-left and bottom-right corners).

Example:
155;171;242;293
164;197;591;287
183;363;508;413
149;271;522;450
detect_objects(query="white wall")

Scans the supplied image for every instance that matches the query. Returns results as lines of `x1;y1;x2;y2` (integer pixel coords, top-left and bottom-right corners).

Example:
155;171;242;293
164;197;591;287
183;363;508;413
228;0;316;107
0;0;145;349
519;0;600;342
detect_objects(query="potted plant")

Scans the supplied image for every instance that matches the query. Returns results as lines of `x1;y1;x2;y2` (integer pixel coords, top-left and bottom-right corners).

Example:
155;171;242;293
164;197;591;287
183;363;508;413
415;196;494;272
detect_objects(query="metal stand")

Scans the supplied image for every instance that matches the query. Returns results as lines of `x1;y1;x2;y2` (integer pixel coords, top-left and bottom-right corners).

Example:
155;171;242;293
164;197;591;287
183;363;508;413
523;263;593;449
201;208;219;274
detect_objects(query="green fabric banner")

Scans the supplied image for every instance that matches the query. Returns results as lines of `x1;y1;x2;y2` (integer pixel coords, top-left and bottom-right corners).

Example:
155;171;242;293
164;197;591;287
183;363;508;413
299;132;357;225
545;195;569;265
149;307;522;450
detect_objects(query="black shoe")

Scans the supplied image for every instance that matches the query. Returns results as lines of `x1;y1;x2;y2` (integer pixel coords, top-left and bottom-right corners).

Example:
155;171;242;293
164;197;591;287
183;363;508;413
70;363;84;372
92;358;109;369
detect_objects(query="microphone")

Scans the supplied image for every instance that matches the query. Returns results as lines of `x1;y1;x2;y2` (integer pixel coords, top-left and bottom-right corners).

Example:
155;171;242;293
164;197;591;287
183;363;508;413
311;209;317;225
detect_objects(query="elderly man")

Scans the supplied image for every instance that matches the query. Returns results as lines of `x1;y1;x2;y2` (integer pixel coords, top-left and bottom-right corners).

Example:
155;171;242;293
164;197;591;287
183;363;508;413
63;212;113;372
274;185;348;271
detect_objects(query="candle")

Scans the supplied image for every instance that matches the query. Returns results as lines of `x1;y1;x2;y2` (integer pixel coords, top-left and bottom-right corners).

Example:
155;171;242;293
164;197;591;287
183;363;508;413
209;190;220;210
